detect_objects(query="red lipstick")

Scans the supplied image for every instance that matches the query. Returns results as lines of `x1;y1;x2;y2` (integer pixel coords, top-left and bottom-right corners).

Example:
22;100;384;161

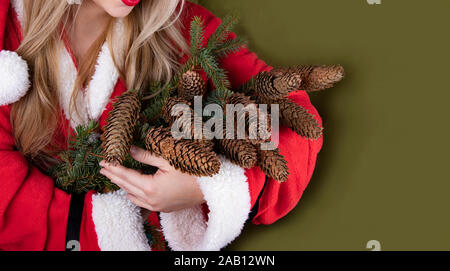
122;0;141;7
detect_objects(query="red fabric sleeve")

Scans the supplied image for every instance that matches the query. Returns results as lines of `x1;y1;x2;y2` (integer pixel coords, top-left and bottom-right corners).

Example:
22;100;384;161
183;3;324;225
0;1;100;251
0;105;68;250
0;106;101;251
0;0;7;49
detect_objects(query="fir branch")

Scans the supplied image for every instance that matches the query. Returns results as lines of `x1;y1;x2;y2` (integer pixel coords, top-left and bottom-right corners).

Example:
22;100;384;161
205;88;233;109
189;16;205;57
206;14;239;49
213;37;246;58
51;121;119;194
143;89;173;124
198;49;230;91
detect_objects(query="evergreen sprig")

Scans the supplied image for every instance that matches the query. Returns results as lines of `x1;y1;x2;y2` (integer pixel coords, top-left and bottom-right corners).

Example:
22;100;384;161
207;14;239;49
51;121;116;194
213;36;246;58
189;17;205;57
205;88;233;109
198;49;230;91
52;120;155;194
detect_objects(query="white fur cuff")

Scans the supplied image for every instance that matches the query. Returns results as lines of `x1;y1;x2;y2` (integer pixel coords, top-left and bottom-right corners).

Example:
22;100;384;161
0;50;30;106
160;157;251;251
91;190;151;251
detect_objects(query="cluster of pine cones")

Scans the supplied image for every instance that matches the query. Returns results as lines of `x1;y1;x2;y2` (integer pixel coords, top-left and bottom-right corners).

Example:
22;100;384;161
101;65;344;183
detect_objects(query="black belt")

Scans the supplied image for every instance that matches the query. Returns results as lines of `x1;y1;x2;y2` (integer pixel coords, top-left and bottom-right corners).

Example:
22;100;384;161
65;193;85;251
248;176;268;221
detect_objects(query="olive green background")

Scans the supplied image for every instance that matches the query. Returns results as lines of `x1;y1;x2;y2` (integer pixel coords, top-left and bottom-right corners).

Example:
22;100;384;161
199;0;450;250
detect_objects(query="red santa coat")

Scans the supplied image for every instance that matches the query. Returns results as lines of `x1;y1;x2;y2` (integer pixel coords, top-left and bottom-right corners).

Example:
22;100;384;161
0;0;323;251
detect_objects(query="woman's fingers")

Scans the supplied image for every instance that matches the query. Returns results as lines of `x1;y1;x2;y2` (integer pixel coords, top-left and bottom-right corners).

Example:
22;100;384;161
99;167;122;184
130;146;171;170
100;167;146;198
100;160;148;189
126;193;153;211
100;160;141;180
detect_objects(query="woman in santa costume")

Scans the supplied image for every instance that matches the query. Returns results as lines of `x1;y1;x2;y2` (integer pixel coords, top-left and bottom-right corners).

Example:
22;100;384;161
0;0;323;251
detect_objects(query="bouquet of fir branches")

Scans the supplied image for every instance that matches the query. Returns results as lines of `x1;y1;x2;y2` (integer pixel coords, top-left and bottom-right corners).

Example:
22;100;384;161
50;15;344;194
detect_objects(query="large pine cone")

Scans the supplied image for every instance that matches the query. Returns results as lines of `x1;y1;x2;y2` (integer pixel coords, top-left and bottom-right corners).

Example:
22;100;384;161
216;138;258;169
271;65;345;92
101;91;141;165
258;96;322;140
225;93;271;144
253;71;302;99
162;96;214;148
178;70;207;102
258;147;289;183
145;127;220;176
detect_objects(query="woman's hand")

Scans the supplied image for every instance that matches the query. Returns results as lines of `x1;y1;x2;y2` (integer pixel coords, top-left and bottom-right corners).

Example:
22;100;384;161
99;146;205;213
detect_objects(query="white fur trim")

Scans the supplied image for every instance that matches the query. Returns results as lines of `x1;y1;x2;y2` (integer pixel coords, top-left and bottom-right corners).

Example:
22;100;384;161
85;43;116;122
57;20;125;128
85;19;125;122
91;190;151;251
0;51;30;106
11;0;24;29
160;157;251;251
57;46;89;128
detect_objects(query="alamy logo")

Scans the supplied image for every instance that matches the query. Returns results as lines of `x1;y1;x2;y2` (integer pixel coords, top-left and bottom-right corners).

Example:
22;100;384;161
366;240;382;251
66;240;80;251
367;0;382;4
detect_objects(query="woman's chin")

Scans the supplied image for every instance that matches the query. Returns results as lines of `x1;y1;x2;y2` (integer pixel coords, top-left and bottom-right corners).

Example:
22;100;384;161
105;6;134;18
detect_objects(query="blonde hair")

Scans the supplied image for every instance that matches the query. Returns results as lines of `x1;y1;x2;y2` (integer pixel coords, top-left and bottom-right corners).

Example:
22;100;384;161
11;0;188;164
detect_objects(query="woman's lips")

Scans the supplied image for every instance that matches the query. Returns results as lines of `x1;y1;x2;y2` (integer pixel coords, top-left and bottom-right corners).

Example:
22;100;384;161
121;0;141;7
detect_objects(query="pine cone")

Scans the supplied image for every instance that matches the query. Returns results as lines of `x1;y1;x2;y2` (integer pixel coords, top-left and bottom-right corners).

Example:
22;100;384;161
225;93;271;144
162;96;192;125
217;138;258;169
162;97;213;148
253;71;302;99
280;98;322;140
273;73;302;94
258;147;289;183
259;96;322;140
178;70;207;102
145;126;172;155
272;65;345;92
305;65;345;91
226;92;254;107
145;127;220;176
101;91;141;165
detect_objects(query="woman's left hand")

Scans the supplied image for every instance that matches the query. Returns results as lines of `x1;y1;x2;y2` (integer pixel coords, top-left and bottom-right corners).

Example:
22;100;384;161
99;146;205;213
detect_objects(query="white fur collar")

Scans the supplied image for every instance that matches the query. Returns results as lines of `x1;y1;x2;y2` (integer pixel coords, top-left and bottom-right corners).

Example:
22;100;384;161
58;20;125;128
11;0;125;128
11;0;24;29
57;20;125;128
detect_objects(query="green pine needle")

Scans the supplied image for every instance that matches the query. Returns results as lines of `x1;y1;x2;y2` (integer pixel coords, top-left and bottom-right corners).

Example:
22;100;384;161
213;37;246;58
198;49;230;91
190;16;205;57
207;14;239;49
